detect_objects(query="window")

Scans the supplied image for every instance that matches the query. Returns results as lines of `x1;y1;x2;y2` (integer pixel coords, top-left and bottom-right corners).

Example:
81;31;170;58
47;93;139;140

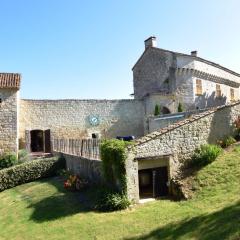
216;84;221;98
230;88;235;101
196;79;202;95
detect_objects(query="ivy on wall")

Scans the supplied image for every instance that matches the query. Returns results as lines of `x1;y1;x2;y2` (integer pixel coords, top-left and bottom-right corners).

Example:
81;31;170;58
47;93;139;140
100;139;132;193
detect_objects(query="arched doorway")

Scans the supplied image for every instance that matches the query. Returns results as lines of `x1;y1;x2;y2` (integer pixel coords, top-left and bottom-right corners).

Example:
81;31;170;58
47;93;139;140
161;107;171;114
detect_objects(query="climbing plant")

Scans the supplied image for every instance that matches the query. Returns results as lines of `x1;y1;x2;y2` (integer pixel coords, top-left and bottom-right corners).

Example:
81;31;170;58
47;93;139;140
100;139;132;194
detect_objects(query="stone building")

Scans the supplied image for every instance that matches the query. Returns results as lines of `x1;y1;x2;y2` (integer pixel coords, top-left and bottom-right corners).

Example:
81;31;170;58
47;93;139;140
0;73;21;155
0;36;240;159
133;36;240;115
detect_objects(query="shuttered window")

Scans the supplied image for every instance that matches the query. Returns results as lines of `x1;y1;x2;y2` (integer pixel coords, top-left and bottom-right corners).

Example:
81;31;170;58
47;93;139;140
216;84;221;97
196;79;202;95
230;88;235;101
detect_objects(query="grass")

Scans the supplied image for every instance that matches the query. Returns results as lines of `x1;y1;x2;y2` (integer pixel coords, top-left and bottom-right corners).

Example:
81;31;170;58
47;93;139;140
0;146;240;240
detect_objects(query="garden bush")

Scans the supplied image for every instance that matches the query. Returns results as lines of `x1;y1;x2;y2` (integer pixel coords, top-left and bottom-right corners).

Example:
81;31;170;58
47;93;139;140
0;153;17;170
189;144;222;168
94;187;130;212
0;157;65;191
18;149;30;163
222;136;236;148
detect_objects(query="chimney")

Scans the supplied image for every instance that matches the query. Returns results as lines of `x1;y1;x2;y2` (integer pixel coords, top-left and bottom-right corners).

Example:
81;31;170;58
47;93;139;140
144;36;157;49
191;50;198;57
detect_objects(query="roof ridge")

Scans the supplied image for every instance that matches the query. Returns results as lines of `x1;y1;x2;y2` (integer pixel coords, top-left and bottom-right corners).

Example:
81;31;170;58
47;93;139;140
154;47;240;77
132;47;240;77
134;101;240;146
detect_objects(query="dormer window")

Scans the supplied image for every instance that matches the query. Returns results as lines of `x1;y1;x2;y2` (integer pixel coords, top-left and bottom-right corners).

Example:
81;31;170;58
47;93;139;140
196;79;202;95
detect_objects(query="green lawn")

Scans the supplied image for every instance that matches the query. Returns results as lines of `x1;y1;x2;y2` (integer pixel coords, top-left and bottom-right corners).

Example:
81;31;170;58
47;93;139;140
0;146;240;240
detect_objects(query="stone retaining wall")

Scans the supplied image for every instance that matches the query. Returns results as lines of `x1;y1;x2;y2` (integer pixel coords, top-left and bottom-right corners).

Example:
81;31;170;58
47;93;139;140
126;101;240;202
63;153;102;183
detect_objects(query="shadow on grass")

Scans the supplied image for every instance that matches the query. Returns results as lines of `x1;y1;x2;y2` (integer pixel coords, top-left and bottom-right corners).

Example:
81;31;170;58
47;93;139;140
28;177;95;222
125;201;240;240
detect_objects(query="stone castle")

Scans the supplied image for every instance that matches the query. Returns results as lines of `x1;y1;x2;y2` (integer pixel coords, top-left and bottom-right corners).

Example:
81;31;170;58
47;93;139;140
1;36;240;156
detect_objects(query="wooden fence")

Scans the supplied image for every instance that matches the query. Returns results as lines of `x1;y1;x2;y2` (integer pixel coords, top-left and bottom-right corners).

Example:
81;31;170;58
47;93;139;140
52;138;101;160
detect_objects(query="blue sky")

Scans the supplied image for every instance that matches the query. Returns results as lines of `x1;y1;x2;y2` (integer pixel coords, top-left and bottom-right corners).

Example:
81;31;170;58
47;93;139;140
0;0;240;99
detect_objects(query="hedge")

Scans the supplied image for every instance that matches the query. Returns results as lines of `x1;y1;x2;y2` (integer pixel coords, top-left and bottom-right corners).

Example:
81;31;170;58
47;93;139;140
0;157;65;192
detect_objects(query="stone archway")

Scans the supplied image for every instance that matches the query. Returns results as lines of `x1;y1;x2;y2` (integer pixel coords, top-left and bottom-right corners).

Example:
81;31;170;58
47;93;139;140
161;106;171;114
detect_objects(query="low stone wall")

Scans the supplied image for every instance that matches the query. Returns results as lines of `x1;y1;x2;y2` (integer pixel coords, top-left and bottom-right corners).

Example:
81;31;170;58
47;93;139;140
126;101;240;202
147;109;208;133
62;153;103;183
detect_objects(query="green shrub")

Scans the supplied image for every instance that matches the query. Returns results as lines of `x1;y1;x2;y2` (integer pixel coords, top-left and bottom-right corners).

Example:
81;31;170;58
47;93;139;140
222;136;236;148
0;157;65;192
95;187;130;212
0;153;17;170
18;149;30;163
189;144;222;168
178;102;184;112
154;104;161;116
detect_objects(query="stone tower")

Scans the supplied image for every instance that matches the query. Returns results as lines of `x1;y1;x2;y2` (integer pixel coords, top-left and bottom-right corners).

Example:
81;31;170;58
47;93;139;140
0;73;21;155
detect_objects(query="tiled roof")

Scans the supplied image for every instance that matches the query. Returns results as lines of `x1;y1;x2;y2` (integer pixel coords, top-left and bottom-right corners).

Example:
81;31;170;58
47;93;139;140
0;73;21;89
134;101;240;146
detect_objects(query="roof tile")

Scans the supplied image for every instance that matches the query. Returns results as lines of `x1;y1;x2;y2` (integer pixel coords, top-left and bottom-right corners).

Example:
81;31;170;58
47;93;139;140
0;73;21;89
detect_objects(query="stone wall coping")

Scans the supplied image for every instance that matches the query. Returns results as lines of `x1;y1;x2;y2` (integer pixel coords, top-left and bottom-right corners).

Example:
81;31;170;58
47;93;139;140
21;98;142;103
134;101;240;146
148;108;208;119
57;152;101;162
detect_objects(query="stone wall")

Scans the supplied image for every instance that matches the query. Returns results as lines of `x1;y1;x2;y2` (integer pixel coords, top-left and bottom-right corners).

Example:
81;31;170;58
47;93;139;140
126;101;240;202
133;46;240;112
146;109;207;134
144;93;176;116
176;56;240;110
0;89;19;154
133;48;177;99
147;113;186;133
19;99;144;144
63;153;102;183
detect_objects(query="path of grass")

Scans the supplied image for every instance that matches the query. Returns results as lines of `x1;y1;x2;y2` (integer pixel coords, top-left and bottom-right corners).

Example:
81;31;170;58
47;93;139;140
0;146;239;240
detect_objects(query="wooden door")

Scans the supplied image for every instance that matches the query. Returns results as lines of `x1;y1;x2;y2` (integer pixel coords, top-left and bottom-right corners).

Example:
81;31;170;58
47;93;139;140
44;129;51;153
153;166;168;197
25;130;31;152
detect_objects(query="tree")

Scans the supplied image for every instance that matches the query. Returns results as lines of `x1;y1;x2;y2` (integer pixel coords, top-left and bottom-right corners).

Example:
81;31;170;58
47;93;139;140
178;103;184;112
154;104;161;116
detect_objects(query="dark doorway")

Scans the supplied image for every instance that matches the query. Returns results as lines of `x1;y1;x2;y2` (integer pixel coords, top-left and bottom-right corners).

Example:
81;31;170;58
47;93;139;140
44;129;51;153
30;129;51;153
138;166;169;199
31;130;44;152
139;169;153;198
161;107;171;114
153;167;169;197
